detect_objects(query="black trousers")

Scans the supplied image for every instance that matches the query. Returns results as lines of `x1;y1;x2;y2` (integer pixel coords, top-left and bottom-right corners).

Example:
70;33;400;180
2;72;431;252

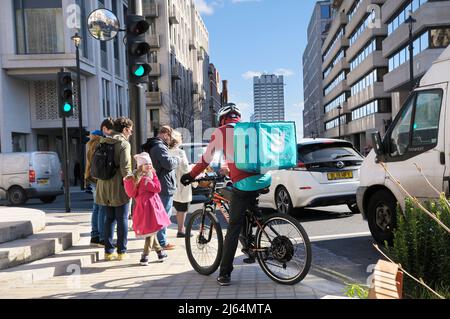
219;188;258;277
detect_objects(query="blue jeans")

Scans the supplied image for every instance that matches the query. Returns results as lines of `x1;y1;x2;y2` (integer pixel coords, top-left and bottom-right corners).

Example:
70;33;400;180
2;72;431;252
91;185;106;241
104;204;129;254
157;194;173;247
91;203;106;241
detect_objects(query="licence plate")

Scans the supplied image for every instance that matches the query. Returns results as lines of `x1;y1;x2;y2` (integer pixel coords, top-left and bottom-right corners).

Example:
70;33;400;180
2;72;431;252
37;179;49;185
327;171;353;180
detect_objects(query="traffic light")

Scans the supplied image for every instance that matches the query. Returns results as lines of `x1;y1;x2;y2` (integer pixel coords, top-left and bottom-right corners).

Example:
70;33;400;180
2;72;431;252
57;72;74;117
126;15;151;84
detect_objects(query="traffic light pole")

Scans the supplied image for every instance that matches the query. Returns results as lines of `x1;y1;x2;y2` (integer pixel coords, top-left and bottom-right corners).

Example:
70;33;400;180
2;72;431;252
62;113;71;213
129;0;146;157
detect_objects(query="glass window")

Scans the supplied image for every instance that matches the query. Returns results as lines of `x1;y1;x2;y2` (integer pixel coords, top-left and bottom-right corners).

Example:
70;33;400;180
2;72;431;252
12;133;27;152
15;0;64;54
320;5;331;19
389;98;414;157
412;90;442;147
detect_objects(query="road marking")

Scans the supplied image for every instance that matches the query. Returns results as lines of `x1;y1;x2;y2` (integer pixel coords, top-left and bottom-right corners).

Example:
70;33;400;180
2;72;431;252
309;232;371;241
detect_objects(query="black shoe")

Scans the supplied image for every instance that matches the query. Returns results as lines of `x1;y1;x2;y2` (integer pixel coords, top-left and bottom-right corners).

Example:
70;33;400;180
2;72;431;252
97;240;105;248
140;255;149;266
157;250;168;262
217;275;231;286
90;237;100;246
243;257;256;264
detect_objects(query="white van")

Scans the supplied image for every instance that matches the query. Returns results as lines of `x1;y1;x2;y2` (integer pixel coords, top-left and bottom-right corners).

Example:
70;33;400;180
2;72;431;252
0;152;63;205
357;46;450;244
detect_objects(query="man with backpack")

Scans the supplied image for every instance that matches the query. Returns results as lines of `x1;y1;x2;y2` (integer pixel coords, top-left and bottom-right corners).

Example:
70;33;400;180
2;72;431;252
181;103;272;286
94;117;133;261
85;118;115;247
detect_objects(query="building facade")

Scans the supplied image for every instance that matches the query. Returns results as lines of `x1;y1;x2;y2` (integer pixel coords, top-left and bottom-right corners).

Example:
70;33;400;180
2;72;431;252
320;0;450;152
382;0;450;116
302;0;332;138
253;74;285;122
0;0;129;180
207;63;222;129
143;0;212;138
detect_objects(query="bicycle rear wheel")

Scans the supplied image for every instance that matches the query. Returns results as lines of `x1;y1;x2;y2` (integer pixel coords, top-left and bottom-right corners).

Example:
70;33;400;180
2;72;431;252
255;213;312;285
185;208;223;275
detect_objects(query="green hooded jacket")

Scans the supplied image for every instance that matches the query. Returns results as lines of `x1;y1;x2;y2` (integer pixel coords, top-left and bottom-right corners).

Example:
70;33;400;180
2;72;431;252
95;132;132;207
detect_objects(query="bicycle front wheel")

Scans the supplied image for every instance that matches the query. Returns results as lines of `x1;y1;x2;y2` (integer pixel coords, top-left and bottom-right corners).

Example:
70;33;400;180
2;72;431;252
255;213;312;285
185;208;223;275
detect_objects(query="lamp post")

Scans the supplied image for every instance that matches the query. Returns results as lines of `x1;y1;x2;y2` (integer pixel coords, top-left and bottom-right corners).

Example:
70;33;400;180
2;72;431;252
405;11;417;91
71;32;85;190
337;104;343;139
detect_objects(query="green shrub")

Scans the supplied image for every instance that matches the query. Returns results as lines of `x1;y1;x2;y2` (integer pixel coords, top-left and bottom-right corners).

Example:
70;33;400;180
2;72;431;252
386;195;450;299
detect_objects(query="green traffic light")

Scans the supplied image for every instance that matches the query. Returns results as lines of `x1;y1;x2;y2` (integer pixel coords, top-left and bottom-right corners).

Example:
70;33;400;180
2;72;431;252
64;103;72;112
134;65;145;77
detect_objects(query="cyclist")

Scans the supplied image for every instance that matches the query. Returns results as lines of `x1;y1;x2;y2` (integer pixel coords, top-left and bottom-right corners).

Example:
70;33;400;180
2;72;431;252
181;103;272;286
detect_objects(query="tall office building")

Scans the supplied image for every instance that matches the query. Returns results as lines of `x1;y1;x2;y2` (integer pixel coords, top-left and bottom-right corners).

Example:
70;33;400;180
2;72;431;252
321;0;391;151
319;0;450;152
253;74;285;122
382;0;450;116
144;0;212;137
302;0;332;138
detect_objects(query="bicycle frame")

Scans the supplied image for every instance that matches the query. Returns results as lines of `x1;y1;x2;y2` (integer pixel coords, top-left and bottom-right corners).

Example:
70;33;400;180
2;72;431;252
198;179;278;253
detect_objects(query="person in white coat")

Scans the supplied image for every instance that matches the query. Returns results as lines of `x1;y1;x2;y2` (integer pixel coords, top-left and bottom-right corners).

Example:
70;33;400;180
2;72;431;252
169;130;192;238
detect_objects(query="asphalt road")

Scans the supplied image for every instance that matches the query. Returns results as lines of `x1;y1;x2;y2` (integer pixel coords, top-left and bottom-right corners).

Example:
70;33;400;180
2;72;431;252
0;189;380;284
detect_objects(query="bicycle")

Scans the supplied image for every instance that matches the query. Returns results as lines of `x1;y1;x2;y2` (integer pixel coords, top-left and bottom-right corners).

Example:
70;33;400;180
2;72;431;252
185;173;312;285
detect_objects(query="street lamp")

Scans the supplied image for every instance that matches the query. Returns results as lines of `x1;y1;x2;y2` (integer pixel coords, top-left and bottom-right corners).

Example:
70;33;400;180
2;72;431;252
71;32;85;190
405;11;417;91
337;104;343;139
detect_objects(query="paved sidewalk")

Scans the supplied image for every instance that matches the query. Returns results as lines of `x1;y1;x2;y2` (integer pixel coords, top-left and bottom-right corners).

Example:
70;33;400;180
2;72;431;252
0;212;347;299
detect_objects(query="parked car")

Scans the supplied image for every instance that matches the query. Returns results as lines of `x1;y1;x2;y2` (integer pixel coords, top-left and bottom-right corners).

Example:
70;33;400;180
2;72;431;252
258;139;364;215
179;143;225;196
0;152;63;205
357;45;450;244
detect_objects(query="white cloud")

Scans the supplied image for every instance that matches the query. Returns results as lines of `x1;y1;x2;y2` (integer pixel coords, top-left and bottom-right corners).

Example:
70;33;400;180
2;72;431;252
242;71;263;80
275;68;295;77
242;68;295;80
232;0;262;3
194;0;215;15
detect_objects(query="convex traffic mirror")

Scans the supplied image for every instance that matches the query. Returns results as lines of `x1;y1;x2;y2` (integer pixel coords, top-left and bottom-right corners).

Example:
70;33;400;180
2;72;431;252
87;8;120;41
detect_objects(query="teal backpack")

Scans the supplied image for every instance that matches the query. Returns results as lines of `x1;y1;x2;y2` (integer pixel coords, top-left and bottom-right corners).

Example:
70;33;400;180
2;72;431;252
233;122;297;174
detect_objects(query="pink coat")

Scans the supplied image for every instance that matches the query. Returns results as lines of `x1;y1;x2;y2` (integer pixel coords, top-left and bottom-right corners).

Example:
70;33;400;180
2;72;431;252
124;174;171;238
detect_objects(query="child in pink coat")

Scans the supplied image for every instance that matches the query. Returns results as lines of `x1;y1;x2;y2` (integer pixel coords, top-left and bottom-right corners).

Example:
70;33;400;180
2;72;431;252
124;152;171;265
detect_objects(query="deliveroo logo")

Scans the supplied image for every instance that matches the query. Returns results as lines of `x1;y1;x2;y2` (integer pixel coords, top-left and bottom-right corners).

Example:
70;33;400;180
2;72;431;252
270;128;286;153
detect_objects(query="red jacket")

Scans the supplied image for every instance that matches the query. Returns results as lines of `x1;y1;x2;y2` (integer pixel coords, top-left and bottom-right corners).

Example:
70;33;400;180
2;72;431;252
190;120;259;183
124;174;171;238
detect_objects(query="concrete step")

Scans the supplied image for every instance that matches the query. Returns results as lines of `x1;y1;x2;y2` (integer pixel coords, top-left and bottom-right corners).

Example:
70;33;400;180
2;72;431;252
0;208;46;244
0;245;104;289
0;215;80;270
0;212;104;288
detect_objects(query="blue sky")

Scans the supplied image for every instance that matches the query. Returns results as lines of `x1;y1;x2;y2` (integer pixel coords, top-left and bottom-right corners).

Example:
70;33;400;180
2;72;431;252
195;0;318;138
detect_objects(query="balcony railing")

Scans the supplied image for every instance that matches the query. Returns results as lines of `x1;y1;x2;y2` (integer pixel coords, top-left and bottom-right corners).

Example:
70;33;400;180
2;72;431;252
144;2;158;18
149;63;161;77
169;8;179;24
147;34;160;48
147;91;162;106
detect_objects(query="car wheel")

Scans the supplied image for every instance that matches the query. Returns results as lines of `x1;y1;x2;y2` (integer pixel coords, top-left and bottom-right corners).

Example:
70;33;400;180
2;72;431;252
8;186;28;206
347;203;361;214
275;186;293;215
39;196;57;204
367;190;397;245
